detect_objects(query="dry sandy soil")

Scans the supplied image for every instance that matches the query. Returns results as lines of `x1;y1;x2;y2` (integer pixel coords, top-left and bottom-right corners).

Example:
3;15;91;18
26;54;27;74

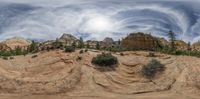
0;50;199;99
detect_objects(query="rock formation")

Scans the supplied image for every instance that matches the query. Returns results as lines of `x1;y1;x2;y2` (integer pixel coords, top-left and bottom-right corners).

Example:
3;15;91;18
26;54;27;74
58;33;79;46
192;41;200;51
86;40;98;49
121;32;159;51
174;40;188;50
0;43;11;51
102;37;114;44
0;37;31;51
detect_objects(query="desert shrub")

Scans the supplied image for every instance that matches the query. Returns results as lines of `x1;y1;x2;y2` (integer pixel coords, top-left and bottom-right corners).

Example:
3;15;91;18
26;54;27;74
105;46;125;52
79;50;84;54
148;52;155;57
76;56;82;61
120;53;124;56
2;56;8;60
85;49;88;52
31;55;38;58
92;53;118;66
10;57;14;60
65;46;75;52
141;59;165;78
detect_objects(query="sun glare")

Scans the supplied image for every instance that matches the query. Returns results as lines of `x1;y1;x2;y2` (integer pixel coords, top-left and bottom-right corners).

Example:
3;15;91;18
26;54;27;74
87;16;114;32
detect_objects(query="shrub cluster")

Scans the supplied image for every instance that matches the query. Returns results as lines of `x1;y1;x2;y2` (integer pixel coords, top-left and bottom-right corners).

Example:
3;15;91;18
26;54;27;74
10;57;14;60
2;56;8;60
79;50;84;54
148;52;155;57
141;59;165;78
31;55;38;58
76;56;82;61
65;46;75;52
91;53;118;66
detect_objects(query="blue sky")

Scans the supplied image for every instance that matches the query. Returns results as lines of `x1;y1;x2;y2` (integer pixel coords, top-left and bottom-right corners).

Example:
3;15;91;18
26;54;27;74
0;0;200;43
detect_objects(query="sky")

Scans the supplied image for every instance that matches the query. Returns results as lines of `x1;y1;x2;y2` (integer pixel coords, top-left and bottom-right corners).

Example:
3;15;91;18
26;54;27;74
0;0;200;43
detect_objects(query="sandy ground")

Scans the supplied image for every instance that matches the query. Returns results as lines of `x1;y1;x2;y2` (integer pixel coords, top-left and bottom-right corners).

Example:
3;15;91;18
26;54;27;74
0;50;199;99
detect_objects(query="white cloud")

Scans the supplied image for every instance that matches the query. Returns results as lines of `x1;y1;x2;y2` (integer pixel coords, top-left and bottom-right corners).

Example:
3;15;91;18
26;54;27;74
0;0;200;42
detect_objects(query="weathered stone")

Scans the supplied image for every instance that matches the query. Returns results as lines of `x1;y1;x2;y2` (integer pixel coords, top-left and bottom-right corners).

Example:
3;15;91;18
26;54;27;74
121;32;159;51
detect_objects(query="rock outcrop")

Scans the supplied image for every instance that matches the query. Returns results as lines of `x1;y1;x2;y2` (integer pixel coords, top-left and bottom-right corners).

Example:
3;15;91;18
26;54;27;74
60;33;78;41
192;41;200;51
121;32;159;51
0;37;31;51
102;37;114;44
58;33;79;46
157;38;169;47
86;40;98;49
174;40;188;50
0;43;11;51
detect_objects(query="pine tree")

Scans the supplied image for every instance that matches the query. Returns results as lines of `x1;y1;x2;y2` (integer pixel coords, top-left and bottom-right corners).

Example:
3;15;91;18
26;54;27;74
29;40;37;53
168;30;176;51
96;42;100;50
78;37;84;48
187;42;191;51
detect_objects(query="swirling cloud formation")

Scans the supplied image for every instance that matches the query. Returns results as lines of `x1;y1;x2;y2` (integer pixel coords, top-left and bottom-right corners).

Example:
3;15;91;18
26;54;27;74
0;0;200;43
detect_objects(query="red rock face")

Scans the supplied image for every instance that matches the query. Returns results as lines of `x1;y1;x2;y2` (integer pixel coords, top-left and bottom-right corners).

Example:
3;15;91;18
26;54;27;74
121;32;158;51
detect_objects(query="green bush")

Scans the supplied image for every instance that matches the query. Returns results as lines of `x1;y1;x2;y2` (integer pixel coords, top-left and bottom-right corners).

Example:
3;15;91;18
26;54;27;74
92;53;118;66
31;55;38;58
79;50;84;54
65;46;75;52
141;59;165;78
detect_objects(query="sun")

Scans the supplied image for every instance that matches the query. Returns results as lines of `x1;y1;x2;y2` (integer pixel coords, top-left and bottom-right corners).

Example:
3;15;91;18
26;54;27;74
86;16;114;32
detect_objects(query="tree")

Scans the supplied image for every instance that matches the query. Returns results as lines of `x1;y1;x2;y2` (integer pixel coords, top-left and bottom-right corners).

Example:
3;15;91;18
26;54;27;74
187;42;191;51
96;42;100;50
78;37;84;48
29;40;38;53
168;30;176;51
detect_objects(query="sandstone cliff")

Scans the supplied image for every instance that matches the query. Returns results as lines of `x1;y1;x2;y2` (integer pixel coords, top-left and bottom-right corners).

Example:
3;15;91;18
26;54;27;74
121;32;159;51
